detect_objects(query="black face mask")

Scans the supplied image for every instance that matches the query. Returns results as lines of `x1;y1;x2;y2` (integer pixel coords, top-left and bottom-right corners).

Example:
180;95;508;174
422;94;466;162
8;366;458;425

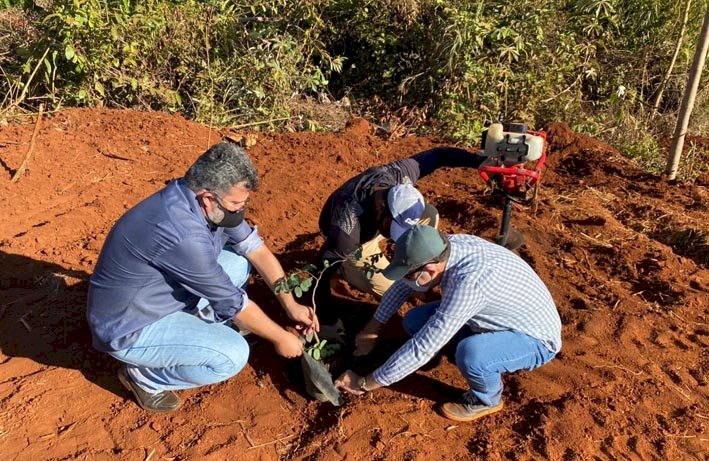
213;201;246;228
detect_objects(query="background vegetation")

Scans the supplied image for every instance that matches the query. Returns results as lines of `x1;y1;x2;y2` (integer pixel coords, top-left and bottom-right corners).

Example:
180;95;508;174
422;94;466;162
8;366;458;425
1;0;707;178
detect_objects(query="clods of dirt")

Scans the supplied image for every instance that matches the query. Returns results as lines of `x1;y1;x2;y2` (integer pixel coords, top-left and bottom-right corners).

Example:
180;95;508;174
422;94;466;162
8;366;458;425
0;108;706;460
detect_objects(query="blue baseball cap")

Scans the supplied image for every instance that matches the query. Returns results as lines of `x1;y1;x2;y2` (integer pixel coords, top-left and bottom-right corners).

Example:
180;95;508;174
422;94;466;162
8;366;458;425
388;184;425;241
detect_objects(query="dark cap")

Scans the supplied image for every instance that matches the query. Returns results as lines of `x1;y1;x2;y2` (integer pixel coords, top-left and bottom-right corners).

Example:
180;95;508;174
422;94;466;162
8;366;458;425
382;224;448;280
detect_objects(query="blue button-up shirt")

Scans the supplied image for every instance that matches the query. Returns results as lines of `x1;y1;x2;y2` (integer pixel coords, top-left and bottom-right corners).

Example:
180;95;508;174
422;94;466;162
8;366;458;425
87;179;263;352
372;234;562;386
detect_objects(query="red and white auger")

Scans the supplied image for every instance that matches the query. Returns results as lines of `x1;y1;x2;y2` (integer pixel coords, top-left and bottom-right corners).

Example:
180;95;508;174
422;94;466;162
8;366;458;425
478;122;547;249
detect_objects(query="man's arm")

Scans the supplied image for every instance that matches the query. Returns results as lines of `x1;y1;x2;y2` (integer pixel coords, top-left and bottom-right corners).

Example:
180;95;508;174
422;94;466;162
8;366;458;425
372;286;484;387
337;300;475;393
153;236;250;322
152;233;303;358
411;147;486;179
234;299;303;358
353;281;412;356
246;244;319;333
373;280;414;324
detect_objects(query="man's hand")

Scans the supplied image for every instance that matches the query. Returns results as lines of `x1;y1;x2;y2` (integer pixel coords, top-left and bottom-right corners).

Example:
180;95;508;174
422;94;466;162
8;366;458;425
334;370;365;396
274;330;304;358
245;245;321;335
285;302;320;336
354;332;378;356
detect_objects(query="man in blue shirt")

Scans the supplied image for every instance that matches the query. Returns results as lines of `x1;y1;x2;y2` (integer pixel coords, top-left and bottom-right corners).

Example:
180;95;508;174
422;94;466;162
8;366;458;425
87;143;317;412
335;225;561;422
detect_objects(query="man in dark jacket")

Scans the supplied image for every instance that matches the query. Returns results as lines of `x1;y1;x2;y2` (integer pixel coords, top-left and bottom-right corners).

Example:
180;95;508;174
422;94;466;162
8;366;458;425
315;147;485;327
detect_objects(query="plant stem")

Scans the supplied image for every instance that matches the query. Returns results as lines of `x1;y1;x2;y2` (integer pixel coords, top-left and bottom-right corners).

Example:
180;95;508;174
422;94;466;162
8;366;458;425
1;48;50;117
308;258;346;316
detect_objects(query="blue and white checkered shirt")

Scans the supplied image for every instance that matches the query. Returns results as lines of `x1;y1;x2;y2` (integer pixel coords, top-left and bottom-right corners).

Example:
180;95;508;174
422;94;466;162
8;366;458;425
372;234;562;387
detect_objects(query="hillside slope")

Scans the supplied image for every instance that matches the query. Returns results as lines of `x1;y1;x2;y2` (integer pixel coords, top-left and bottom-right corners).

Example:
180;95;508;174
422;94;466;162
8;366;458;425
0;109;706;460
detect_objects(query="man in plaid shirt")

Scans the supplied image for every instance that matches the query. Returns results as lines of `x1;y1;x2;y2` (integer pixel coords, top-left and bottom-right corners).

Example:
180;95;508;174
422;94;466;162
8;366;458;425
335;224;561;422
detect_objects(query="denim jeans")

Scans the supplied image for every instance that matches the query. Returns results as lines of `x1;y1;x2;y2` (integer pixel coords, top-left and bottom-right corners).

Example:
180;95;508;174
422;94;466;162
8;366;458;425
108;247;252;393
402;302;556;406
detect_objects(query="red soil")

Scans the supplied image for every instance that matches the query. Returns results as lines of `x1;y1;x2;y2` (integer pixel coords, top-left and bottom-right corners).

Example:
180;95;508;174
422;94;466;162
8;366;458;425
0;109;707;460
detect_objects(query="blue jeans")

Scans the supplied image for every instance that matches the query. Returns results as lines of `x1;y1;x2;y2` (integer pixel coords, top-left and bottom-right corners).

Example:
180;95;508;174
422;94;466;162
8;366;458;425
403;302;556;406
109;247;251;392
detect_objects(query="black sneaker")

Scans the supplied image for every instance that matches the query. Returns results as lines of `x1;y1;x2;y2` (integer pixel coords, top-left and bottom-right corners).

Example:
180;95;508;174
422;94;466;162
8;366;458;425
439;391;503;422
117;365;182;413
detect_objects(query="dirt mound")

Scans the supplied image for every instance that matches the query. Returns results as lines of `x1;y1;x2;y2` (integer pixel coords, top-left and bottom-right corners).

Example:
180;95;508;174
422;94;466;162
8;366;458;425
0;110;707;460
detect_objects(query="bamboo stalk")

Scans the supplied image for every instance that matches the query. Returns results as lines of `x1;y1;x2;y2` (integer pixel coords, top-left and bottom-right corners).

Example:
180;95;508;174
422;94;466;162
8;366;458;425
666;7;709;179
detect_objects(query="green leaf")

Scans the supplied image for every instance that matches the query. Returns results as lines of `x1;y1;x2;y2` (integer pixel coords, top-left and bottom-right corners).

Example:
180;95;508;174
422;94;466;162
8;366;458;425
323;260;330;268
320;343;341;359
65;44;75;61
313;348;321;360
294;286;302;298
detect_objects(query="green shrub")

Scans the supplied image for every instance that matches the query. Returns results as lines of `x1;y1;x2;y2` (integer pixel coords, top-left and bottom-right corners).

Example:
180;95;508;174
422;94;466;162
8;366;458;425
320;0;706;147
3;0;707;180
11;0;343;126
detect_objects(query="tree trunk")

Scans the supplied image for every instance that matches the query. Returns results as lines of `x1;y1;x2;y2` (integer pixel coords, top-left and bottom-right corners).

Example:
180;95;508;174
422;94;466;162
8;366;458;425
666;7;709;180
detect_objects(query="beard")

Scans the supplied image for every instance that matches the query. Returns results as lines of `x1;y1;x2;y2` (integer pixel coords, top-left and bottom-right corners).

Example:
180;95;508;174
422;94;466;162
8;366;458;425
206;207;225;227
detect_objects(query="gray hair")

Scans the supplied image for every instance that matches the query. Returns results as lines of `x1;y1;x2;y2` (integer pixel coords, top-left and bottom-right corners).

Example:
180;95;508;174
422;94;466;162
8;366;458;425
184;143;259;193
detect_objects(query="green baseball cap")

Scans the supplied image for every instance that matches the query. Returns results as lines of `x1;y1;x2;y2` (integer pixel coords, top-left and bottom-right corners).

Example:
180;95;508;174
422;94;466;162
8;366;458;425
382;224;448;280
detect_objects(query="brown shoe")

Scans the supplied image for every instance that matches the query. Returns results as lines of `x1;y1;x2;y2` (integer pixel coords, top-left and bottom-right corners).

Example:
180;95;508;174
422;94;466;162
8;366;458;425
439;392;503;422
117;366;182;413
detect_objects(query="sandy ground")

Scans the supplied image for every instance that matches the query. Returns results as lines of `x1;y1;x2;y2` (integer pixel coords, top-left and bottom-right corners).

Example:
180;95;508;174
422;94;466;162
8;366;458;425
0;108;707;460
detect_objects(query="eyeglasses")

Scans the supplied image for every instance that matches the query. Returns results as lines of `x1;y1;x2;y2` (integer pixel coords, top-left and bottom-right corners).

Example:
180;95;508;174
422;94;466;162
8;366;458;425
404;266;426;282
210;191;250;212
